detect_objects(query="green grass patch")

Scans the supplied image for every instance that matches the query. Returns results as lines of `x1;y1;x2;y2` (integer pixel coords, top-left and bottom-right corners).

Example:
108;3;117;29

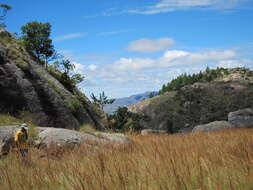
79;124;98;133
0;114;21;126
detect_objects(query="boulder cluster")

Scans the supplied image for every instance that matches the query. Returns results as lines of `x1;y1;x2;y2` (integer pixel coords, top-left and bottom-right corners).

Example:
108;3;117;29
192;108;253;132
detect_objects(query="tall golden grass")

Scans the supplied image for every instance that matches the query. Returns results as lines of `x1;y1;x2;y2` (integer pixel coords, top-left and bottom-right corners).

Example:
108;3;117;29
0;129;252;190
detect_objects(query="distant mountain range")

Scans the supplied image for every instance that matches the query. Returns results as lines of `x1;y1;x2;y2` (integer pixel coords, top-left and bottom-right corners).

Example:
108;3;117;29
104;91;158;114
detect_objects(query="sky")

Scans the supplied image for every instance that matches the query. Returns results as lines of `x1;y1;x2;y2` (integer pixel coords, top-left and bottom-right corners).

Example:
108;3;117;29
2;0;253;98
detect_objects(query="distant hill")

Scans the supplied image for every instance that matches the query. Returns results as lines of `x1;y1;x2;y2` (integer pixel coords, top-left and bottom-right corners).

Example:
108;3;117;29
129;67;253;133
104;91;158;114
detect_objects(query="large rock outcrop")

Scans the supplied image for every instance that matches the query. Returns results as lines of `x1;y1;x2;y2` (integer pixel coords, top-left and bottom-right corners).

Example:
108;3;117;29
192;121;233;132
192;108;253;133
0;31;106;130
228;108;253;128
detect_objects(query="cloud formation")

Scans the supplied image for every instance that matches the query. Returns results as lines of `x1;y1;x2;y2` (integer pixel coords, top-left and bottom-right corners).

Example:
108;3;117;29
54;33;86;42
127;0;251;15
113;49;237;71
70;47;253;98
128;38;175;53
97;29;136;36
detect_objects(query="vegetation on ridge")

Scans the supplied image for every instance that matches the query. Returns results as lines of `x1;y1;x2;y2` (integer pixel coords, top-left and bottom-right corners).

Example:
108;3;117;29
159;67;253;94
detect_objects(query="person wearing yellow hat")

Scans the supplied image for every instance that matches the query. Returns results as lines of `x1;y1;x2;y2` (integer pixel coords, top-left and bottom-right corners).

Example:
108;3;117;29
14;124;28;157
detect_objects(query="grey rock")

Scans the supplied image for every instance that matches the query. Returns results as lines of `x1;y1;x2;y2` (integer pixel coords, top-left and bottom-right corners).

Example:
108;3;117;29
192;121;233;132
0;44;6;65
36;127;132;148
141;129;168;136
36;127;104;148
0;126;19;156
228;108;253;128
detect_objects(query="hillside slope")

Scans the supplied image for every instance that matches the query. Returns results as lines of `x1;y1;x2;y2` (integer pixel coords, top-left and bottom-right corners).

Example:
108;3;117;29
0;30;106;130
129;68;253;133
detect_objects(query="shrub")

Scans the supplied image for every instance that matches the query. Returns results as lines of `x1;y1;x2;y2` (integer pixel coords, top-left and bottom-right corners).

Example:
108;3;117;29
107;107;144;132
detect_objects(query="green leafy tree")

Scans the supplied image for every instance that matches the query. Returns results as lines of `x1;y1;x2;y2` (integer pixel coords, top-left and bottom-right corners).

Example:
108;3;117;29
51;59;85;90
107;107;143;132
21;21;55;68
90;91;115;111
0;4;11;28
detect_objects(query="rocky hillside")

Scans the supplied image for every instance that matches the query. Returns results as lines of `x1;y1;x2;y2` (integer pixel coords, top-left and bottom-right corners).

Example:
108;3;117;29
0;30;106;130
129;68;253;133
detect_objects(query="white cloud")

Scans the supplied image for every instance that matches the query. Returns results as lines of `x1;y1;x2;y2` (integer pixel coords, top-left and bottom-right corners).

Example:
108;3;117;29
111;49;237;71
64;47;253;98
127;0;251;15
54;33;86;42
88;64;97;71
97;29;136;36
128;38;175;53
114;58;155;71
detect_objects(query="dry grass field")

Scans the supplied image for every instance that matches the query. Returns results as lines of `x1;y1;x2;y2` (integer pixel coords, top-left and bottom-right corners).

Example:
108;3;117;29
0;129;252;190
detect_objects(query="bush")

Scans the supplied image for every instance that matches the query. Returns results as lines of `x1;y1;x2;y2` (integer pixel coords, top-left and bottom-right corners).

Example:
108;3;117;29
79;124;97;133
107;107;144;132
48;61;84;92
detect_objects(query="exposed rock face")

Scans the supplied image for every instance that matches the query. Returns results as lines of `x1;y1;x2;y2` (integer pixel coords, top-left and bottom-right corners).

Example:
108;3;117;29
141;129;168;136
192;121;233;132
0;44;6;64
228;108;253;128
0;31;106;130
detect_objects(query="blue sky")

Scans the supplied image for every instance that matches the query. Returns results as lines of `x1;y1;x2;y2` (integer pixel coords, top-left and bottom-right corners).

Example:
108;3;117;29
3;0;253;98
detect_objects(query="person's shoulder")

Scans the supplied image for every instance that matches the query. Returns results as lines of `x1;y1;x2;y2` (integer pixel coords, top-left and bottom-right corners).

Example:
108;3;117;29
15;130;22;135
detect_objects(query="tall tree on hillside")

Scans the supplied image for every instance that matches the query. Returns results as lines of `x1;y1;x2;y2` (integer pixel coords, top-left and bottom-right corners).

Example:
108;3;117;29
0;4;12;28
21;21;55;69
91;91;115;111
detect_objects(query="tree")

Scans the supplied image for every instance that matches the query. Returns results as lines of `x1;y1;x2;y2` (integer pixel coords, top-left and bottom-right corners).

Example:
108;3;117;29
21;21;55;68
107;107;143;132
51;59;85;90
0;4;11;28
53;59;75;76
90;91;115;111
149;92;156;98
